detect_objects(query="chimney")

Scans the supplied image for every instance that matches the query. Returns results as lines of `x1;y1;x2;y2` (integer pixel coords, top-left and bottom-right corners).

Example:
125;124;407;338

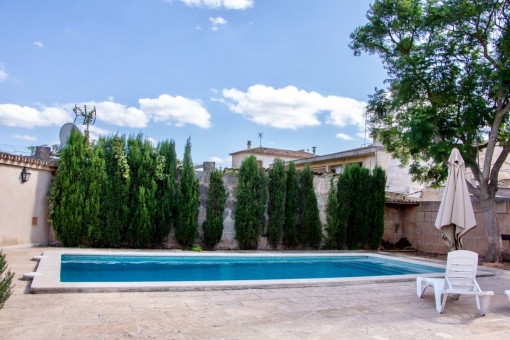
34;146;51;161
312;146;316;155
247;141;251;149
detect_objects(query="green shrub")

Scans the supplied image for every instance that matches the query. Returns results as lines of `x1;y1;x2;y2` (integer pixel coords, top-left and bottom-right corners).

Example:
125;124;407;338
203;169;227;249
369;166;386;250
283;161;298;248
126;135;157;248
175;137;199;247
235;155;263;249
0;250;14;309
297;164;322;248
325;176;342;249
337;164;386;250
267;158;286;248
101;135;130;247
85;140;107;247
155;140;177;246
49;129;89;247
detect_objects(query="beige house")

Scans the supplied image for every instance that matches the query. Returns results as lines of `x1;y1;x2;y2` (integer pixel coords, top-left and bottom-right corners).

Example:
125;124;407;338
289;143;428;198
0;147;56;247
230;141;315;169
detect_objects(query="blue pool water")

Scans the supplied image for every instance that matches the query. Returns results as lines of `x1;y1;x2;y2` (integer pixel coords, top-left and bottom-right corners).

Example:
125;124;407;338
60;255;444;282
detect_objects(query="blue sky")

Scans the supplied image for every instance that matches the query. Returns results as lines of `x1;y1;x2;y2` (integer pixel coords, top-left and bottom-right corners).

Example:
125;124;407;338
0;0;387;166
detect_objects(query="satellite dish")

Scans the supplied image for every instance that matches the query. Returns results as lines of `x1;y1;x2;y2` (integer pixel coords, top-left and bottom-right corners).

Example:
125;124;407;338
59;123;80;150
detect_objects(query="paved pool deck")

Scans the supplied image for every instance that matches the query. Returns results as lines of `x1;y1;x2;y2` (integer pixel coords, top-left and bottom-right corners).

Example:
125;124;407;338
1;247;510;339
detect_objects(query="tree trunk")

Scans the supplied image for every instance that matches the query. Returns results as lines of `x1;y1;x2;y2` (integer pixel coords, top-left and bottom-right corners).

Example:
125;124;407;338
480;196;503;262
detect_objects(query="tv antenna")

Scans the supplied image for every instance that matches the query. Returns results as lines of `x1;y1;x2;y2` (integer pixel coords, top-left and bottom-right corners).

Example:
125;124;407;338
73;104;96;135
258;132;263;147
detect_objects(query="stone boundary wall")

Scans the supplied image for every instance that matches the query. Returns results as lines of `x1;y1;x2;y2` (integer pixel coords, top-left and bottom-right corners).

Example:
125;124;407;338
384;200;510;257
166;170;334;250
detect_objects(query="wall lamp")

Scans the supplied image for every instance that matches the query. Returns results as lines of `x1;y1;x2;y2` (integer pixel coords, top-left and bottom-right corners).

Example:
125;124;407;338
21;167;31;183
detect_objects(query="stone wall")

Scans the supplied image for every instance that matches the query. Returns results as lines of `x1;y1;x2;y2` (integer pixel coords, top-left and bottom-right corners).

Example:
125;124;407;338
173;170;334;250
385;200;510;257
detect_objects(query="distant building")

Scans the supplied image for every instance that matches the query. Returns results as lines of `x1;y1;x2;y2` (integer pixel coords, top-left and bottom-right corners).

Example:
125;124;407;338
288;142;427;198
230;141;315;169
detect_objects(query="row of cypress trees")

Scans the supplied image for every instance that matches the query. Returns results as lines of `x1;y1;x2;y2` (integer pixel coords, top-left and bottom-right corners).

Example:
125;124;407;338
49;131;201;248
325;164;386;250
50;133;385;250
235;156;322;249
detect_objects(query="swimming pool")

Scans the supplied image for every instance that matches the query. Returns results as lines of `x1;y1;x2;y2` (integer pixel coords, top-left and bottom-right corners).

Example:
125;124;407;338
61;255;444;282
30;251;448;293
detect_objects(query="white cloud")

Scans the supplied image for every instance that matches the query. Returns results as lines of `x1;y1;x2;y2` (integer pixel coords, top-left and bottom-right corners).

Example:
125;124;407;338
0;104;71;128
139;94;211;128
0;63;7;82
13;134;37;141
335;133;353;140
0;94;212;130
209;156;229;164
222;85;366;130
146;137;157;145
210;16;227;31
179;0;253;10
33;41;44;48
90;101;149;128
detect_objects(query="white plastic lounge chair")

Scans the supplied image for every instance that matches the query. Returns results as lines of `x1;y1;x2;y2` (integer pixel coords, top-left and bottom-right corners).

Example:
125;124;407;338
416;250;493;315
505;290;510;302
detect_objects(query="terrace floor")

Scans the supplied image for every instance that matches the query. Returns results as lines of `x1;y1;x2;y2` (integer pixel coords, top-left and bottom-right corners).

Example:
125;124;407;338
1;247;510;339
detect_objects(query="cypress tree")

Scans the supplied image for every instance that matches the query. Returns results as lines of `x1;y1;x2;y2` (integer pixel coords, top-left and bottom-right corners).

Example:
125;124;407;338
154;140;177;246
85;140;107;247
297;164;322;248
203;169;227;249
336;170;350;249
0;250;13;309
267;158;286;248
325;175;342;249
234;155;261;249
256;167;268;235
283;161;298;248
49;129;88;247
369;166;386;250
102;135;130;247
175;137;199;248
126;135;157;248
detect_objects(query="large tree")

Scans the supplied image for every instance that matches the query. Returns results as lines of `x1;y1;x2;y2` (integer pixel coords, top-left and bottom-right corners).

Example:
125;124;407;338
350;0;510;261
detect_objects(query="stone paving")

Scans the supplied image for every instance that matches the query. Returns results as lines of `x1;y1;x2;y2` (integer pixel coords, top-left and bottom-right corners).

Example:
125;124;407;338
1;247;510;339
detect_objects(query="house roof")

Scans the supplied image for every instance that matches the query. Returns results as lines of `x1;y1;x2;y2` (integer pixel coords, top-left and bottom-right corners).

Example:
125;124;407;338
230;147;315;159
288;144;386;165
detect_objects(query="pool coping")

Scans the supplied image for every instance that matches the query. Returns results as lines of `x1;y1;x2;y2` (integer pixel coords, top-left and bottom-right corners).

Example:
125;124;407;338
29;250;492;293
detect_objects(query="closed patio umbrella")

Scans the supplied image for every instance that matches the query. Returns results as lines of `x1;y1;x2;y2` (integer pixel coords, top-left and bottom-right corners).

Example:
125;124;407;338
434;148;477;250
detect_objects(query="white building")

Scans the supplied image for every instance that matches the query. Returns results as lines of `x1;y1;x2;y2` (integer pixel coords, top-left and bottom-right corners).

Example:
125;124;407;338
230;141;315;169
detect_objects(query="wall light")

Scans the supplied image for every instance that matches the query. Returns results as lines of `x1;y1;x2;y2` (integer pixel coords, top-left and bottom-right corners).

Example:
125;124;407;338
21;167;31;183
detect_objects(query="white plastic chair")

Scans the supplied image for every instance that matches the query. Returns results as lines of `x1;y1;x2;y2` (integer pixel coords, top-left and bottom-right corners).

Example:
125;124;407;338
416;250;493;315
505;290;510;302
